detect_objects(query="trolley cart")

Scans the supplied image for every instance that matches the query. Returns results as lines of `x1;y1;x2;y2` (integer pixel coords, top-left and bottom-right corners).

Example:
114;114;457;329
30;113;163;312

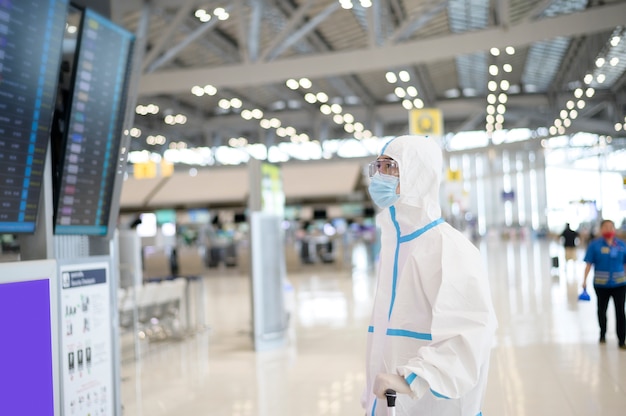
385;389;396;416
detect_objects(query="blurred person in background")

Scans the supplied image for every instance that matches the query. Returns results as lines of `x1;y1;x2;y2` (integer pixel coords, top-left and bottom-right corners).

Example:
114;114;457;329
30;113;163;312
582;219;626;349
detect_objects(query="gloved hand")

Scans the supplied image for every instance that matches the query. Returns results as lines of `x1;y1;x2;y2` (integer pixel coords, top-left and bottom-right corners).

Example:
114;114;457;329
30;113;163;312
373;373;413;399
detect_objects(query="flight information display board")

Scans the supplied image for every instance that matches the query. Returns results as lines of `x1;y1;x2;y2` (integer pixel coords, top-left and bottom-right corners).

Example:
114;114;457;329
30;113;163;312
54;9;134;235
0;0;68;233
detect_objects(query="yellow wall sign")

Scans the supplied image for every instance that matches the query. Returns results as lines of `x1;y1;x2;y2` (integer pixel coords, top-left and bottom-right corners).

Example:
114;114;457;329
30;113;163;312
409;108;443;136
447;168;462;182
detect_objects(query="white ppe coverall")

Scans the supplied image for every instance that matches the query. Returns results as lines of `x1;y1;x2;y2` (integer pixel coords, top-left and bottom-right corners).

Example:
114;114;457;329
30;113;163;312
363;135;497;416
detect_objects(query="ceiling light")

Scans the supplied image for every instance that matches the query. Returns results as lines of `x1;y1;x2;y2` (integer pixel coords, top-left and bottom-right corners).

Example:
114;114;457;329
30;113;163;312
164;115;175;124
343;113;354;124
276;127;287;137
406;86;418;97
611;36;621;47
486;123;494;133
569;109;578;119
583;74;593;84
394;87;406;98
487;94;496;104
320;104;332;115
495;122;503;130
269;118;281;128
497;104;506;114
595;57;605;68
198;14;211;22
241;109;253;120
360;0;372;7
299;78;312;89
218;98;230;109
554;119;562;127
385;71;397;83
560;109;568;119
214;8;229;20
230;98;242;108
204;84;217;95
486;105;495;115
596;74;606;83
489;65;498;76
498;93;508;103
191;86;204;96
615;123;623;131
563;118;571;128
354;122;364;132
610;57;619;66
344;123;354;133
495;114;504;124
316;92;328;103
488;81;497;91
285;126;296;136
195;9;207;18
413;98;424;109
490;47;500;56
260;119;271;129
486;114;494;124
585;87;595;97
339;0;353;9
505;46;515;55
577;100;585;109
304;93;317;103
399;70;410;82
549;126;557;135
566;100;575;110
574;88;583;98
333;114;344;124
503;64;512;73
330;103;343;114
500;80;510;90
286;79;299;89
557;126;565;135
251;109;264;119
401;99;412;110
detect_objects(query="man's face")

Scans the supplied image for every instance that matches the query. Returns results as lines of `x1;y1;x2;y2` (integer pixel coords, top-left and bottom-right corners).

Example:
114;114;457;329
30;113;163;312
601;221;615;234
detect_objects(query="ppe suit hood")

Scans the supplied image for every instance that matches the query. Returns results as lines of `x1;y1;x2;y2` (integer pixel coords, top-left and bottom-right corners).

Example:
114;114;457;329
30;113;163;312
379;135;442;229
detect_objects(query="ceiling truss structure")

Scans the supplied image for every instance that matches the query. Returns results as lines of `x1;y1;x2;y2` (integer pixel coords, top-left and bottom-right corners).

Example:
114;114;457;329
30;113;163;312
107;0;626;155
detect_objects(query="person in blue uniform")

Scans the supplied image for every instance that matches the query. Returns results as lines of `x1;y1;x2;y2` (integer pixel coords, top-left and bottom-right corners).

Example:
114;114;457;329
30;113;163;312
582;219;626;348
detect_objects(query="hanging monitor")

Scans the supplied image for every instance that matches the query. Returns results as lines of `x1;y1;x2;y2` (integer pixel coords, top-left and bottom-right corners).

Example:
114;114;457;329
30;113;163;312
53;8;134;236
0;0;68;233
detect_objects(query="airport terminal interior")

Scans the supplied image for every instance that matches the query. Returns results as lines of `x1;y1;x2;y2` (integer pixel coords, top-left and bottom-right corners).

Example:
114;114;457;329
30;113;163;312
1;0;626;415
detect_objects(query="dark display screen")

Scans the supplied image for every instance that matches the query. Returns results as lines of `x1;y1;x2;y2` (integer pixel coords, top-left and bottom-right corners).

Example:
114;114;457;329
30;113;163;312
54;9;133;235
0;0;68;233
0;278;55;416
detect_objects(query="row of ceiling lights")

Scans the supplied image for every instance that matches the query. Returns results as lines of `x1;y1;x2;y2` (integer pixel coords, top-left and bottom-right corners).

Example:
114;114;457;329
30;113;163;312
193;7;229;23
384;70;425;110
485;46;515;134
286;77;374;140
550;32;623;136
338;0;372;9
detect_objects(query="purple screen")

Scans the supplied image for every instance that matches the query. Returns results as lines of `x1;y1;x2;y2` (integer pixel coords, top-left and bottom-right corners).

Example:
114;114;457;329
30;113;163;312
0;279;55;415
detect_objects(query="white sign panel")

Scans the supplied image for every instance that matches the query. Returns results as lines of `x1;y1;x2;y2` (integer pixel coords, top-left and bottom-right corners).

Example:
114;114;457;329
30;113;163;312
60;261;113;415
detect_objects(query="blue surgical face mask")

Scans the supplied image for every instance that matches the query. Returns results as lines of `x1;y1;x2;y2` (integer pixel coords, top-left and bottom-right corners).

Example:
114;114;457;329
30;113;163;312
368;173;399;209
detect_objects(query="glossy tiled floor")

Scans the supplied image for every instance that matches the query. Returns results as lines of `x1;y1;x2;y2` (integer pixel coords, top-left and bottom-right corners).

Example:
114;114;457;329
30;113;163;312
120;237;626;415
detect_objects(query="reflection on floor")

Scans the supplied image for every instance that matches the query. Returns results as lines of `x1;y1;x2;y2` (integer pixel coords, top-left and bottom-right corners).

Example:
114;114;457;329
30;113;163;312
120;237;626;416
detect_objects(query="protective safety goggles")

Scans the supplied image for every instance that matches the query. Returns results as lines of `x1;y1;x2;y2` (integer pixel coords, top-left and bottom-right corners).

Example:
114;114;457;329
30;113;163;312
368;159;399;177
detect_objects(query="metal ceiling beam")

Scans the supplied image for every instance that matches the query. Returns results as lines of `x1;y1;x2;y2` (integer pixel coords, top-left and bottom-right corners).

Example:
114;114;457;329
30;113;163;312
388;0;447;44
140;2;626;95
496;0;510;29
263;2;340;62
367;0;383;47
247;0;263;62
258;0;316;62
145;5;232;73
521;0;553;23
141;0;196;72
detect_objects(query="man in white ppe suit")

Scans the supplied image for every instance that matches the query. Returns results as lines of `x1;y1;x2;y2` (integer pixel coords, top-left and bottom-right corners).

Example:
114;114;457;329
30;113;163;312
362;135;497;415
